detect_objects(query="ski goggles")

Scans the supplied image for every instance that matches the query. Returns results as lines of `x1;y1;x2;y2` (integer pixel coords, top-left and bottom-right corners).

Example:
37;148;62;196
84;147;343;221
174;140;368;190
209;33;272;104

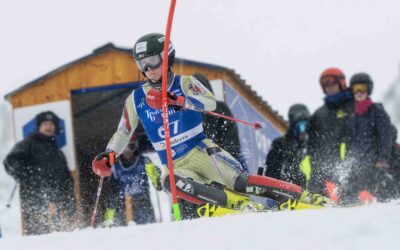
351;83;368;93
294;120;309;135
136;54;163;72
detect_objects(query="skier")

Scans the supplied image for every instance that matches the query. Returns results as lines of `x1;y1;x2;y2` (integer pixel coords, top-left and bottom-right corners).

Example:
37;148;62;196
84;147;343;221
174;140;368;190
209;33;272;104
342;73;397;203
264;104;313;190
4;111;76;235
103;135;155;226
92;33;331;214
308;68;353;198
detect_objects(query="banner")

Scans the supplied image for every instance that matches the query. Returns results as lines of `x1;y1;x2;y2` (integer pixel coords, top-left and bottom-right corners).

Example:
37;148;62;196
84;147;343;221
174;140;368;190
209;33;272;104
224;83;283;173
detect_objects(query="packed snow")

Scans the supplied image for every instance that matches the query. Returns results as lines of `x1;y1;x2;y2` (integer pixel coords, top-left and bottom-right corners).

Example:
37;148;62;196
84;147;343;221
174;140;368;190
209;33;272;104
1;200;400;250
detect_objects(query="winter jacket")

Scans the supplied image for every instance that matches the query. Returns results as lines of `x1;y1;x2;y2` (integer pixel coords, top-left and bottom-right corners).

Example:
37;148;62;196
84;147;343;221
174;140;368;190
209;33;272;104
202;101;241;159
4;132;76;234
265;130;311;188
308;92;354;193
347;103;393;167
335;102;397;203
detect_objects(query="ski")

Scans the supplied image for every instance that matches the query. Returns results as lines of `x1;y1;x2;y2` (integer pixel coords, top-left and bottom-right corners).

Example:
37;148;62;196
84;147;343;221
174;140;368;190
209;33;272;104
196;203;249;218
196;198;328;218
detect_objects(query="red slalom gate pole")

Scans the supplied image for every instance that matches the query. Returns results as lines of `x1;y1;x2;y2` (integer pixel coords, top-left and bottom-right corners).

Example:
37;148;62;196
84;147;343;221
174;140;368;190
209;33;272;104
161;0;181;221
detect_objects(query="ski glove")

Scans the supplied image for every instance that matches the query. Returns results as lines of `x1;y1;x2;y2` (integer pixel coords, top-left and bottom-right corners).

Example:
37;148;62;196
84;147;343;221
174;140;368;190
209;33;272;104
92;151;117;177
146;88;185;110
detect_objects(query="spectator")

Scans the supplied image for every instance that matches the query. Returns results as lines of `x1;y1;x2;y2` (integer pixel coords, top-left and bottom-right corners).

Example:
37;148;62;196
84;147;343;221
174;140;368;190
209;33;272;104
343;73;397;203
4;111;76;235
265;104;312;189
308;68;353;196
104;135;155;226
192;73;241;161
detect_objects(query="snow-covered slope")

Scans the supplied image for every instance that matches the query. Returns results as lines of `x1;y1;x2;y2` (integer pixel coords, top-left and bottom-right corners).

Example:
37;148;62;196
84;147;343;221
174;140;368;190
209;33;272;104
382;65;400;139
1;201;399;250
0;102;21;235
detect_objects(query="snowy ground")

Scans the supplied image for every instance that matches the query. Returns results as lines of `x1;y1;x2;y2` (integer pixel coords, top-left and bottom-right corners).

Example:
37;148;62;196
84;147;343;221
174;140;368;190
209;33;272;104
1;201;399;250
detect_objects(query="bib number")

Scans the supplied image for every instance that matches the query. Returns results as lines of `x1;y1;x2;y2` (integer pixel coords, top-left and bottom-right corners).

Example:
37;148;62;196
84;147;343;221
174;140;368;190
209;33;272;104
158;120;179;138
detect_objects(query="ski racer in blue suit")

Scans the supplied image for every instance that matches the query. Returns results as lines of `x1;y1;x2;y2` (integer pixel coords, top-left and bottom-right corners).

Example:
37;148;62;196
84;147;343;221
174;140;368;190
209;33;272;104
92;33;333;212
105;136;155;226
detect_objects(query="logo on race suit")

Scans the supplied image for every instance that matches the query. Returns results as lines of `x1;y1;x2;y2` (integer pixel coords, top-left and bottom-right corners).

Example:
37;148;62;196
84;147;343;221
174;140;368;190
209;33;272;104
171;89;183;95
188;83;206;96
23;116;67;148
145;108;176;122
117;116;129;134
137;97;146;109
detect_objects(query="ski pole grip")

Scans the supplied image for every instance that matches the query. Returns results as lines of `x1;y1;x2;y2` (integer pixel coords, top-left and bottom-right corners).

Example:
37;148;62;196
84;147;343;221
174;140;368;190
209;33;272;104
109;151;116;166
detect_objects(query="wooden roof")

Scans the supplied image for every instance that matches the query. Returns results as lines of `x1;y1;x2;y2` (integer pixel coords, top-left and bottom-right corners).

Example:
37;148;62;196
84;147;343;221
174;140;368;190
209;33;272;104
4;43;287;129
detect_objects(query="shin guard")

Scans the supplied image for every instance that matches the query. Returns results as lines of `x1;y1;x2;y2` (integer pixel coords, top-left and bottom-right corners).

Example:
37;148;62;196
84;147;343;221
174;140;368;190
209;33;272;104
235;174;303;202
164;175;228;205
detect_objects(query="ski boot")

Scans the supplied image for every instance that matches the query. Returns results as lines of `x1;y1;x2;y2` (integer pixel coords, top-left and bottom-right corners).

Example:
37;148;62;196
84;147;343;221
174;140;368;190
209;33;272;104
225;189;265;212
299;190;336;207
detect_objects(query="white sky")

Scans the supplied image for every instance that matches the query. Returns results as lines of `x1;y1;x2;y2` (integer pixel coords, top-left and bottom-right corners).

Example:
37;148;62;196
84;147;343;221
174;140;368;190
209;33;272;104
1;0;400;118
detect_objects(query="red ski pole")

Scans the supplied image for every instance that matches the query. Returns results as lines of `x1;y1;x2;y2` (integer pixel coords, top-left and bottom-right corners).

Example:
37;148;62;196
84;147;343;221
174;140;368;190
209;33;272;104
161;0;181;221
168;99;262;130
204;110;261;130
147;90;262;130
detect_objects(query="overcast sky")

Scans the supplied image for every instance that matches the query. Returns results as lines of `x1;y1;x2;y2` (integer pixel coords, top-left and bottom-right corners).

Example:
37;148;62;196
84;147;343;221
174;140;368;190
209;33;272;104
1;0;400;118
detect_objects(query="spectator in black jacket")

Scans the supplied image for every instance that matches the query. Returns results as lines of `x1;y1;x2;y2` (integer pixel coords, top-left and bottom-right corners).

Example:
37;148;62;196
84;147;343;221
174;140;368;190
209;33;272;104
265;104;312;189
342;73;396;203
4;111;76;235
308;67;354;197
192;73;241;161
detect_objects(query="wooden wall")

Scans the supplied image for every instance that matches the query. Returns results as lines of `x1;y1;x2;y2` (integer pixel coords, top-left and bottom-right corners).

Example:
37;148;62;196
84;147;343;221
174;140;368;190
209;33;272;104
10;50;140;108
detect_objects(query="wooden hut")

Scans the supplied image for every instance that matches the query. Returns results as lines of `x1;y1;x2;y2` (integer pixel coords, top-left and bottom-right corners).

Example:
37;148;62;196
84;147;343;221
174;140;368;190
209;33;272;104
4;43;287;228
